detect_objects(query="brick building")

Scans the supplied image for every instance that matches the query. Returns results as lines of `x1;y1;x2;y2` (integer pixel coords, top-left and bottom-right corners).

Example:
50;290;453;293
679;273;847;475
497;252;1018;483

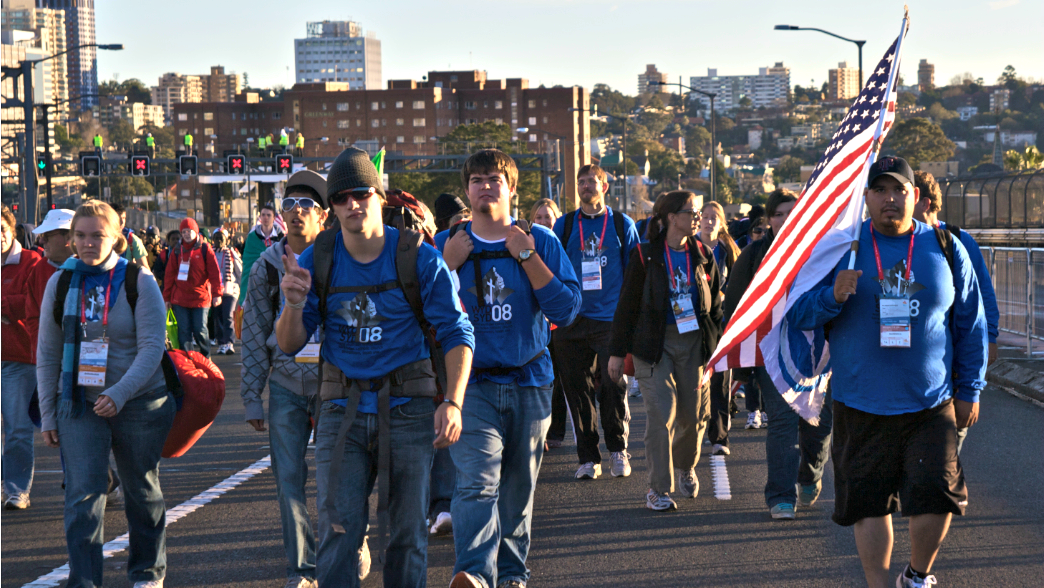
171;70;591;207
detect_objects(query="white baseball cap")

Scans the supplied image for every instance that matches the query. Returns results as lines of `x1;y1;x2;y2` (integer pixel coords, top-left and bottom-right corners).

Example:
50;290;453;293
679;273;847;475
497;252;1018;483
33;208;75;234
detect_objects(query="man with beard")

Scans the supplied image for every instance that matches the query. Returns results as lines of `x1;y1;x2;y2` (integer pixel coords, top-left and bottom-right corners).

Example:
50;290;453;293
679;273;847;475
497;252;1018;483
551;164;640;480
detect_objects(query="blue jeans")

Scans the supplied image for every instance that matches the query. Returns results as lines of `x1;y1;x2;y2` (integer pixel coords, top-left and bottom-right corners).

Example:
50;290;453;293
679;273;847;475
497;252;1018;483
172;304;210;357
213;295;236;346
58;386;175;588
269;381;318;580
757;367;832;508
451;380;552;588
2;360;36;498
314;398;435;588
429;447;455;519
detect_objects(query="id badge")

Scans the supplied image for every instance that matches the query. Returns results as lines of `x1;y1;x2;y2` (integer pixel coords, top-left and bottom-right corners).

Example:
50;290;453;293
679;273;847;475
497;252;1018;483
581;260;602;291
177;261;190;281
879;297;911;348
78;339;109;387
295;332;321;363
672;295;700;334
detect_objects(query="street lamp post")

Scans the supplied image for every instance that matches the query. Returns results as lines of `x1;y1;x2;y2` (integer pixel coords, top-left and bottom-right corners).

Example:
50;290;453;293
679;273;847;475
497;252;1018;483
39;93;100;210
651;80;717;203
9;43;122;222
570;107;631;212
774;25;865;88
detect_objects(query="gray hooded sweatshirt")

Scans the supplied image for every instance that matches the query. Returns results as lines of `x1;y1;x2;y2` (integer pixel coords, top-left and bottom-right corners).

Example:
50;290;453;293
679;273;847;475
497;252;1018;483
240;239;319;422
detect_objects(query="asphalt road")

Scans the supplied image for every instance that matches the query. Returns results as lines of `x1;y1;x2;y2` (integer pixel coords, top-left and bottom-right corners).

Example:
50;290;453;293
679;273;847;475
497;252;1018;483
3;352;1043;588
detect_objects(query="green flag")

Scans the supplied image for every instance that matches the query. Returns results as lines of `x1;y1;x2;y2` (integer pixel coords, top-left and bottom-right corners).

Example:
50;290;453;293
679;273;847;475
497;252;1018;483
370;149;385;176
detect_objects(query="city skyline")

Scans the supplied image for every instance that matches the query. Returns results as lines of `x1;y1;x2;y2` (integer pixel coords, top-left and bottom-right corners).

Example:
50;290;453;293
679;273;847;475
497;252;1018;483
90;0;1042;99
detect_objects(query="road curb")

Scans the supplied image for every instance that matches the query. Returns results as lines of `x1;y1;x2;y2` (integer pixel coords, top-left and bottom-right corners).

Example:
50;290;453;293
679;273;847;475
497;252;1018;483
987;360;1044;404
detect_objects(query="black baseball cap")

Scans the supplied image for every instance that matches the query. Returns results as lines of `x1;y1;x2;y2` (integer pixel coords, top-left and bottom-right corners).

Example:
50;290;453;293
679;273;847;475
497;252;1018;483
867;156;914;187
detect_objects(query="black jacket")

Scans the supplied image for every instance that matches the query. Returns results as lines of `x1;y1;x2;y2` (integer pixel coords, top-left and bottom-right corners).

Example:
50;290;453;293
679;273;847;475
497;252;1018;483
609;231;723;365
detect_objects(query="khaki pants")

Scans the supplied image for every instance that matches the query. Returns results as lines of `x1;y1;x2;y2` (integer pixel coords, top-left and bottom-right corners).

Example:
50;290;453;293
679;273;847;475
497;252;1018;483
633;325;709;494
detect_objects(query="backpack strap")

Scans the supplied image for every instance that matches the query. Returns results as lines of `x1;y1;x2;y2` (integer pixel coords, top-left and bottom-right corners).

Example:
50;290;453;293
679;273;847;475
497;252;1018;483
265;258;281;312
612;207;626;250
312;227;339;320
516;218;531;234
560;210;578;248
934;226;955;276
125;264;140;312
53;270;74;327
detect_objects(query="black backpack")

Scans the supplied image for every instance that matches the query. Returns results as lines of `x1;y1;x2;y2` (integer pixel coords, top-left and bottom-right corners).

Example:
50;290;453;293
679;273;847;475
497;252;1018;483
447;219;532;309
53;265;183;407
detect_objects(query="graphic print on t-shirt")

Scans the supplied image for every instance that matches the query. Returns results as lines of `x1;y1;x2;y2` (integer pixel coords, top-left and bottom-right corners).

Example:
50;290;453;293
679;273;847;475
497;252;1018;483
333;292;387;343
878;259;925;298
467;266;515;325
583;232;605;261
84;285;107;322
670;265;690;295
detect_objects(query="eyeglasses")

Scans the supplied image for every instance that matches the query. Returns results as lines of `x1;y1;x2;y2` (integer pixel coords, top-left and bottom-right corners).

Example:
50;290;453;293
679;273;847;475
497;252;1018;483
751;228;766;235
329;186;376;206
674;209;700;217
281;197;318;213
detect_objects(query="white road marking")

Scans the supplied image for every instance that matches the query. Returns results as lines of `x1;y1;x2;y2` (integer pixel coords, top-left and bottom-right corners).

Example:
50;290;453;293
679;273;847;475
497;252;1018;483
22;455;272;588
710;455;732;500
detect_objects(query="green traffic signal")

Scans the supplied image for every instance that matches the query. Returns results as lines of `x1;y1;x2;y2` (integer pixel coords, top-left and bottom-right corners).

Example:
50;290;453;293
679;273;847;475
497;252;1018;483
37;160;46;170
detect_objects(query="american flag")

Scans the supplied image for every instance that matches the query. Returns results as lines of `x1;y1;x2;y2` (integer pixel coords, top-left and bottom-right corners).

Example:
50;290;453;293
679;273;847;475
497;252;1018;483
704;17;909;424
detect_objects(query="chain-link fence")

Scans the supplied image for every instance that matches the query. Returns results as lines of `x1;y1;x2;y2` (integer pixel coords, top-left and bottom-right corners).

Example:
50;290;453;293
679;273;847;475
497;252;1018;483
980;246;1043;354
940;169;1044;229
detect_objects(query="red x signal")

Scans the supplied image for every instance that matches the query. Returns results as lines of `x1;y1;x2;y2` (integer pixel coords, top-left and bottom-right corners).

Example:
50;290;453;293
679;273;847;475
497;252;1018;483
135;159;147;170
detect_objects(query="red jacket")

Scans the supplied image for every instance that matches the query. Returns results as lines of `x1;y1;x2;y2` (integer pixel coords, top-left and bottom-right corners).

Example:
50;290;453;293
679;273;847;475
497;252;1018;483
25;258;61;364
2;242;43;364
163;238;223;308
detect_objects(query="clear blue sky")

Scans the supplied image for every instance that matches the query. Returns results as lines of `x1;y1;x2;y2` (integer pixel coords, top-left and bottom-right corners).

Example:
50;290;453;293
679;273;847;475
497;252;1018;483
98;0;1043;95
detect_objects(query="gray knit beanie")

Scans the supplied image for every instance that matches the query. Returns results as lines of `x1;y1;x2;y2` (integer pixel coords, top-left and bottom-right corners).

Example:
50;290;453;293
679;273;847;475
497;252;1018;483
326;147;386;200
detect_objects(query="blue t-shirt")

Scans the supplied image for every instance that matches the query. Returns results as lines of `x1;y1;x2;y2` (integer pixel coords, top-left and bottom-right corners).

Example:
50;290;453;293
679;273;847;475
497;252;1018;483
284;228;475;414
786;220;987;415
435;220;581;387
938;222;999;344
553;208;639;322
664;245;698;325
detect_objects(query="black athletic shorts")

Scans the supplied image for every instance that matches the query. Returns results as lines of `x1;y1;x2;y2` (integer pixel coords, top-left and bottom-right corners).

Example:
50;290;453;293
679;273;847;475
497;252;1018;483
831;399;967;527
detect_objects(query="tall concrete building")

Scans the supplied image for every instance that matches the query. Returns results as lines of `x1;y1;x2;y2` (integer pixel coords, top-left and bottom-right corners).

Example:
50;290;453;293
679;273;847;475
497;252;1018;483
638;64;669;95
918;59;935;92
294;20;381;89
828;61;860;101
151;72;202;122
36;0;96;112
1;0;69;117
92;95;164;131
689;63;789;111
200;65;241;103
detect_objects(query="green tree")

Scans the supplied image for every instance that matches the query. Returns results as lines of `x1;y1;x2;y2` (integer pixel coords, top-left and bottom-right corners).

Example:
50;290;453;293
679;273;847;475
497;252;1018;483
998;65;1018;90
884;118;955;170
53;124;84;154
773;155;804;184
99;78;152;103
1003;146;1044;171
108;119;136;151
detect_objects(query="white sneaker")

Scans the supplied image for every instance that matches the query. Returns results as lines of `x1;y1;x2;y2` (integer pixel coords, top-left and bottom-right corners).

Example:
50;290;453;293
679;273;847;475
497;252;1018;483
760;411;769;429
4;493;30;510
628;377;642;398
609;451;632;477
358;535;371;580
209;339;217;347
711;444;730;456
214;343;226;355
896;568;938;588
676;468;699;498
283;577;317;588
745;411;762;429
429;511;452;535
575;462;601;480
645;488;677;511
133;581;164;588
224;343;235;355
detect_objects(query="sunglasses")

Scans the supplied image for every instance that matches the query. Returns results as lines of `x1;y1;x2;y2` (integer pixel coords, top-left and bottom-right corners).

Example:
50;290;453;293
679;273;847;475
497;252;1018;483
329;186;376;206
281;197;319;213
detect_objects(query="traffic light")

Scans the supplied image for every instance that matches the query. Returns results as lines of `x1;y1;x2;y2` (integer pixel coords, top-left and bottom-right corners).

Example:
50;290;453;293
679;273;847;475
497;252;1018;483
227;154;245;174
130;155;150;177
178;155;198;176
275;154;293;173
36;153;48;178
80;155;101;177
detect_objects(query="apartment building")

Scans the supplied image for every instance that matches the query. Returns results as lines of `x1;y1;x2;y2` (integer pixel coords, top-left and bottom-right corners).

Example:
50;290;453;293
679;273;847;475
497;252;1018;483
827;61;859;101
638;64;669;95
689;63;790;111
2;0;69;117
36;0;96;111
92;95;165;131
294;20;381;89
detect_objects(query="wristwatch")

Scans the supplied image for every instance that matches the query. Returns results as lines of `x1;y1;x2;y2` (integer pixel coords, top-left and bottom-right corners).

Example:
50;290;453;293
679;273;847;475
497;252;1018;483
517;249;536;263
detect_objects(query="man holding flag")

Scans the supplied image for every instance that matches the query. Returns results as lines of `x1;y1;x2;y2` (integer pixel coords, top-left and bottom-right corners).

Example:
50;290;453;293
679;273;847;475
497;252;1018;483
704;13;986;587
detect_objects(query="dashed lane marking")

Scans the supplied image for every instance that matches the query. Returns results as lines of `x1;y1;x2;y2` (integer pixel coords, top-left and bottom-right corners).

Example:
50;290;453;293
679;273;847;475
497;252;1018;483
22;455;272;588
710;455;732;500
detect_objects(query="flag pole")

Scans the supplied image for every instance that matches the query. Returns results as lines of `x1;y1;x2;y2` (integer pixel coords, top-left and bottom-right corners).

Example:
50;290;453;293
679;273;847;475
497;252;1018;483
847;6;910;272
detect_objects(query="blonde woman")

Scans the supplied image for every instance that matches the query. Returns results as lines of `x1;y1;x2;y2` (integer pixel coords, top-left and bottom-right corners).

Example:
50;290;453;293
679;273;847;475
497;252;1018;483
528;198;568;449
37;201;173;588
699;201;742;456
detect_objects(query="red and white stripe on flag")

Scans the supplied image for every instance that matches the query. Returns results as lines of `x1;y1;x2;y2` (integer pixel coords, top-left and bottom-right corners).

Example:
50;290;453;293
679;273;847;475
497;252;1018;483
703;17;910;403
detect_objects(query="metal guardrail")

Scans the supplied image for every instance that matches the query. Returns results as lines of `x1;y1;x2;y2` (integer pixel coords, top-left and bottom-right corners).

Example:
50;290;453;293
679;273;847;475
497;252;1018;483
980;246;1043;355
939;169;1044;229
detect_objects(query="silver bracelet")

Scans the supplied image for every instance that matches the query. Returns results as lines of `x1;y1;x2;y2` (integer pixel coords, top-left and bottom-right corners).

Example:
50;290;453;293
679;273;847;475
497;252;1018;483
285;298;306;310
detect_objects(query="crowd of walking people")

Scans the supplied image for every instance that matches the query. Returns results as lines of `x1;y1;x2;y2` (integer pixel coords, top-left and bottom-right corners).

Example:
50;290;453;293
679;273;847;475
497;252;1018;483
1;146;994;588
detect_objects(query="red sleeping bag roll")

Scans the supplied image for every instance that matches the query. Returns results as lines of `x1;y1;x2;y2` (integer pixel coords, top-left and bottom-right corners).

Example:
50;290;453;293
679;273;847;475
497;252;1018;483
162;349;225;458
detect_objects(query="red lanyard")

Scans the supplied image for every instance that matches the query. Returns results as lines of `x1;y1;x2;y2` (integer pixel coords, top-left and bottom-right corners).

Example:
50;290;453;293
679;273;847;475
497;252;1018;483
664;241;691;291
81;269;115;328
870;224;915;282
577;210;609;254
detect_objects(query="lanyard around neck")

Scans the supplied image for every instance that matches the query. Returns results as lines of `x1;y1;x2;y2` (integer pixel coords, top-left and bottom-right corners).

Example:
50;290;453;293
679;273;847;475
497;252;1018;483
664;240;691;292
577;210;609;254
870;224;915;282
